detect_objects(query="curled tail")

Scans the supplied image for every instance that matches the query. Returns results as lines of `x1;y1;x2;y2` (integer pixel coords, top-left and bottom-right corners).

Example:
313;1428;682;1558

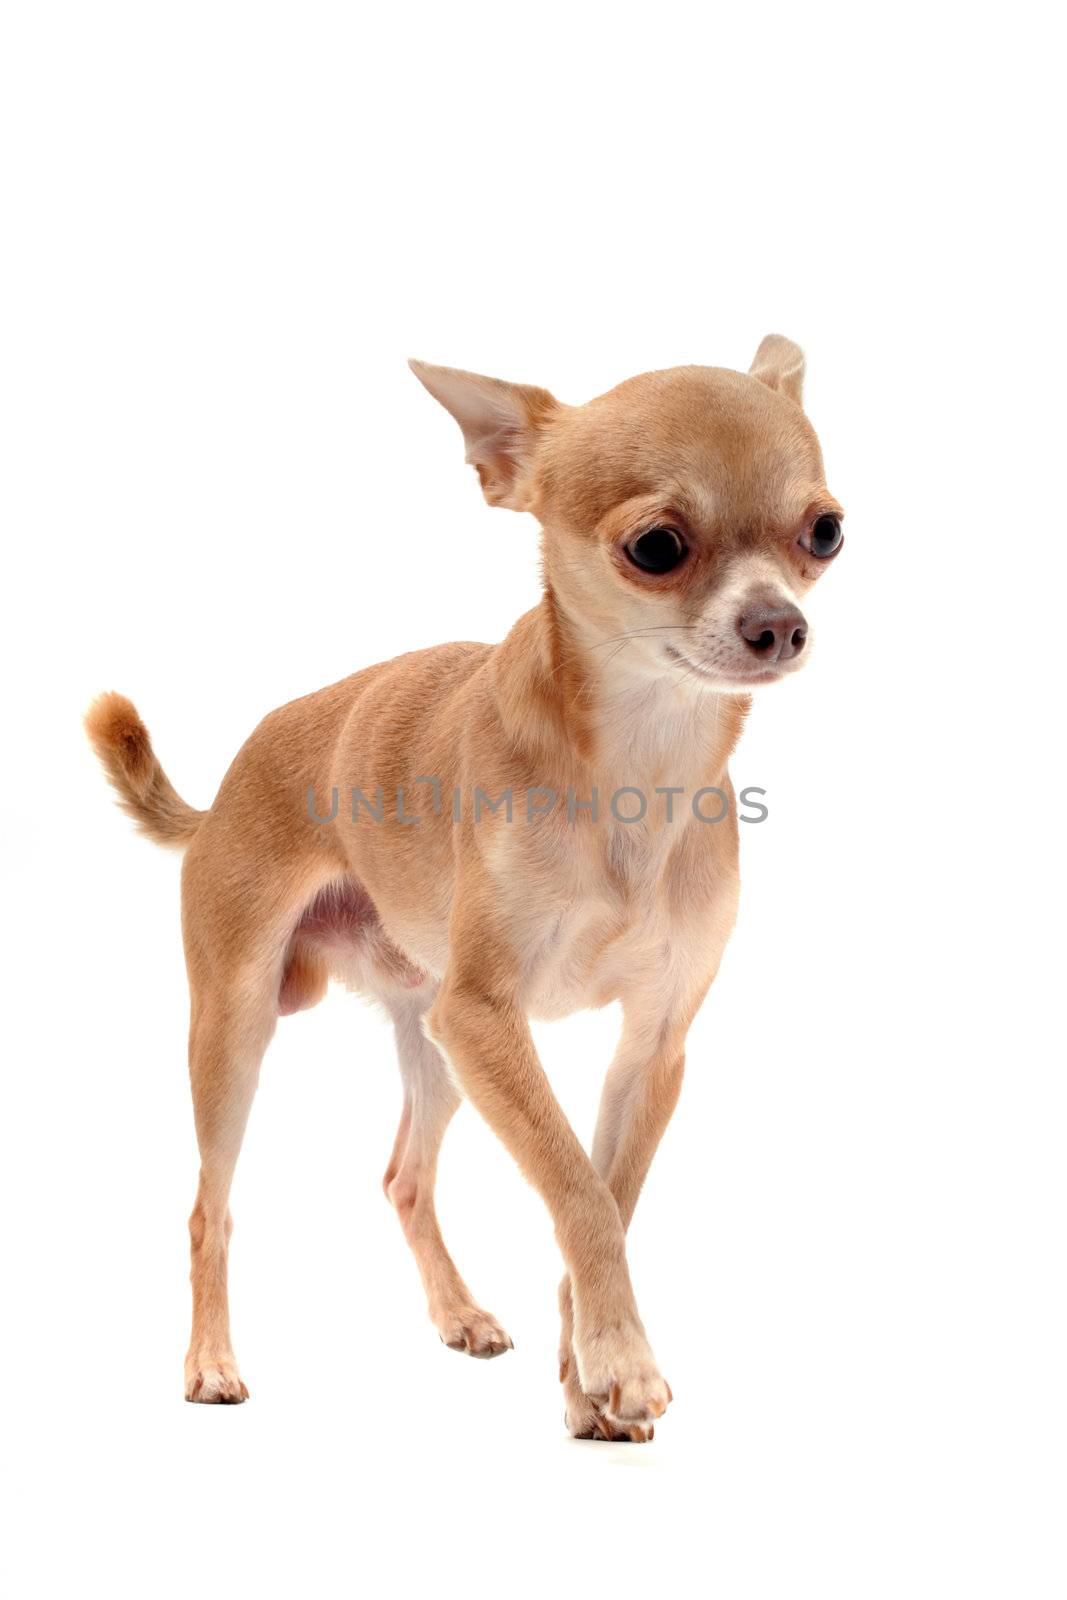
85;692;205;848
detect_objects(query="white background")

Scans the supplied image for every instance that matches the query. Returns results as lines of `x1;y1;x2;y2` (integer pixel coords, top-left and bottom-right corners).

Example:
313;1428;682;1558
2;4;1064;1596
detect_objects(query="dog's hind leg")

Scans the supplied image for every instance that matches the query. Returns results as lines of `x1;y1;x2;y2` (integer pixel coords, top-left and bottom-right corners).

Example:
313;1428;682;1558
183;973;277;1403
382;996;512;1358
181;838;306;1404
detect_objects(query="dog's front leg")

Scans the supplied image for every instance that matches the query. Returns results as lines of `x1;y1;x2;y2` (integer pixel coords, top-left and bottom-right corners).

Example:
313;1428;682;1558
555;929;735;1437
555;1007;693;1438
427;957;671;1433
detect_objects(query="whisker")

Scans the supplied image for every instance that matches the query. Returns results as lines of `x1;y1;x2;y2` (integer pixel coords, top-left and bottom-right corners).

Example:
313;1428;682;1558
545;624;697;684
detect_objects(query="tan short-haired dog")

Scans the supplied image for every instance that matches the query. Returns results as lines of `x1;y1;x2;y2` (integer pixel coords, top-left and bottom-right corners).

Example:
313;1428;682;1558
87;336;843;1440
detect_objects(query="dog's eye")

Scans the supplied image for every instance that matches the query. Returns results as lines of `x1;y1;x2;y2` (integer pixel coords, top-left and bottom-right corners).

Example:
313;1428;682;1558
626;526;687;575
810;514;843;558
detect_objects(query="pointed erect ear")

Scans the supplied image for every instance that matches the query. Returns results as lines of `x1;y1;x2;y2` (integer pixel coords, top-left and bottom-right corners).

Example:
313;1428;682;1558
748;334;806;407
408;360;562;510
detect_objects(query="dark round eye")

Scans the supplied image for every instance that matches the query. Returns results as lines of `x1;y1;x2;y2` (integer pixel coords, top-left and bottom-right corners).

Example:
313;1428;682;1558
810;514;843;558
626;526;687;575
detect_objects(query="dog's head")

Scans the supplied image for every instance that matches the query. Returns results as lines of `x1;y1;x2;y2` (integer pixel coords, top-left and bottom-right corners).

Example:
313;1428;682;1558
411;337;842;692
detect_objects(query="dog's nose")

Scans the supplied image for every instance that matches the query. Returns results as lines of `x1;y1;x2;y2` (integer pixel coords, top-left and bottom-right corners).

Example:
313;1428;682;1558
737;602;808;662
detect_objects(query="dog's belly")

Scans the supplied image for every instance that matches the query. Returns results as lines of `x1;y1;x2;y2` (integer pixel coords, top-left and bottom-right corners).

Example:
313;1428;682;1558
280;879;436;1013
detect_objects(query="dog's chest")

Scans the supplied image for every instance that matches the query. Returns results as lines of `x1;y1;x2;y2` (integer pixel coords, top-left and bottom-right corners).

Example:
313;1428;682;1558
517;903;646;1019
514;820;682;1020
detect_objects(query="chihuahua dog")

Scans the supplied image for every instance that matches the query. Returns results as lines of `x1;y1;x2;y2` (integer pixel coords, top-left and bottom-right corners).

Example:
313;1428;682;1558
87;335;842;1439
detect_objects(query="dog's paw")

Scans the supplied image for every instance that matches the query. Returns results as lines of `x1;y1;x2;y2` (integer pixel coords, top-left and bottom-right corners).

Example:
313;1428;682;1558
572;1321;670;1428
560;1353;656;1443
436;1305;513;1359
185;1353;249;1404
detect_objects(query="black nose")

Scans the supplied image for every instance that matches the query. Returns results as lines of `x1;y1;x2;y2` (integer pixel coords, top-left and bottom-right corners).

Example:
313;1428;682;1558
737;602;808;662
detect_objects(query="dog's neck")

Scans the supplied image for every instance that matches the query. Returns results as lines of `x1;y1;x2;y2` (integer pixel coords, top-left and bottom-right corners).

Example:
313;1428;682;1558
493;588;749;795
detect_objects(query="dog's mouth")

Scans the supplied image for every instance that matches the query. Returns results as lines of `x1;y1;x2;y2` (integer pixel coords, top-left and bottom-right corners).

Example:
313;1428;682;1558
662;642;801;690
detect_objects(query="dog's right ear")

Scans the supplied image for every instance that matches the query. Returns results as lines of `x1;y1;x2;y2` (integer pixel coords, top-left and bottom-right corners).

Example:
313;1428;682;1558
408;360;562;511
748;334;805;407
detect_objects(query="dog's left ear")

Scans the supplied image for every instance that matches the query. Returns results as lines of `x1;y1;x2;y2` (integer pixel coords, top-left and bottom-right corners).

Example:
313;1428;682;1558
409;360;562;510
748;334;805;407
